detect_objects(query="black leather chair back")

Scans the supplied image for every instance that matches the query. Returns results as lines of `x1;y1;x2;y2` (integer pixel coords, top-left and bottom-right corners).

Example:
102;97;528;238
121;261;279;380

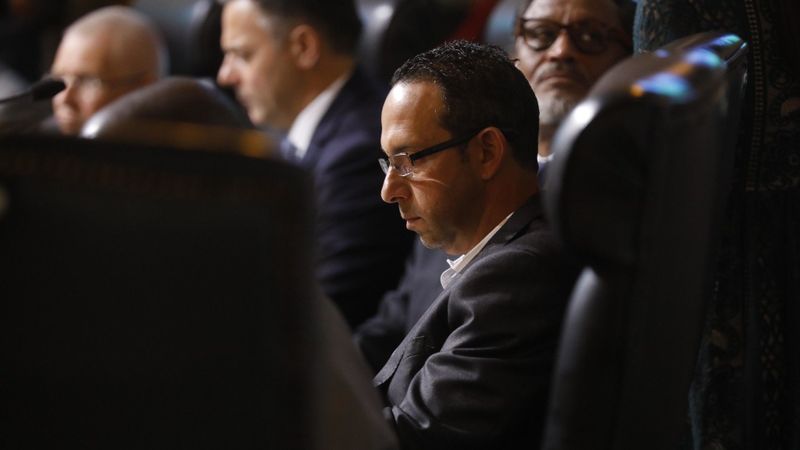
356;0;477;84
132;0;224;78
0;134;316;449
541;32;748;450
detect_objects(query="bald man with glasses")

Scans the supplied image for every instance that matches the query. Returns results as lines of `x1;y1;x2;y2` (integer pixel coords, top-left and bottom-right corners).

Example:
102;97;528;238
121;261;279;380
49;6;167;135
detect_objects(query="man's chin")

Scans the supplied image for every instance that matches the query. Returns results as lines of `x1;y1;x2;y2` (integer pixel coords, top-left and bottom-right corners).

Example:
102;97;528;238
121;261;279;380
418;234;442;250
246;109;266;127
537;92;582;126
418;234;458;255
56;117;83;136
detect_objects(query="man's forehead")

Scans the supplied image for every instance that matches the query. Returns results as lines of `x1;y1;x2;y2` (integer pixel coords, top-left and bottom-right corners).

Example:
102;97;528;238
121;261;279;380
525;0;621;26
384;82;443;123
52;33;110;75
381;82;447;152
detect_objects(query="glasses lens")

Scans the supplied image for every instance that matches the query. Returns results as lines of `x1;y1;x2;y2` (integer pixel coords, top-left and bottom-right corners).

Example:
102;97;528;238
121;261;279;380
380;154;413;176
567;21;609;54
521;22;559;51
519;19;613;55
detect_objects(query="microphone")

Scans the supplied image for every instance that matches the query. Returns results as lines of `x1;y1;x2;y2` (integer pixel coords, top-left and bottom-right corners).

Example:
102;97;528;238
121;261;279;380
0;78;66;105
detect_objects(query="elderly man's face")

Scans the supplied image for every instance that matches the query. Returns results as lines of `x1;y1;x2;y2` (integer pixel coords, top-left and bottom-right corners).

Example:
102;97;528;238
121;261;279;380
50;32;149;135
515;0;629;125
217;0;301;130
380;81;484;255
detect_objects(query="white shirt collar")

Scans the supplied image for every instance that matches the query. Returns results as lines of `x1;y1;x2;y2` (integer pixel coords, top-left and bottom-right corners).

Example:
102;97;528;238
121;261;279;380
439;212;514;289
538;153;554;164
286;71;350;160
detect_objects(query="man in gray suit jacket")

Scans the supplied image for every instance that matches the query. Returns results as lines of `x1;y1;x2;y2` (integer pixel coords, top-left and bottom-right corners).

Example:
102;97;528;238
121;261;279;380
376;40;578;449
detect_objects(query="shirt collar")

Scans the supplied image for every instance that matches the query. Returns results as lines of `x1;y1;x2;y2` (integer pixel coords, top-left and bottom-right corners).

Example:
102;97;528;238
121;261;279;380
286;71;350;160
538;153;554;164
439;212;514;289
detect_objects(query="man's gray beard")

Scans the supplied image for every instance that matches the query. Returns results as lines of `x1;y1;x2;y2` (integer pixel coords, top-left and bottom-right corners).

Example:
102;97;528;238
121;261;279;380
537;92;581;126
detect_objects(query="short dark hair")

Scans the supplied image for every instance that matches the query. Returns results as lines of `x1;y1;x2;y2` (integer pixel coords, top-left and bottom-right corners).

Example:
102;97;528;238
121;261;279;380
391;40;540;170
517;0;636;37
253;0;362;55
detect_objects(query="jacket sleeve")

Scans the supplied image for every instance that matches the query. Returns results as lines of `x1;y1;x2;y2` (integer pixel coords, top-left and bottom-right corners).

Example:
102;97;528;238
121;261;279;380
354;241;447;373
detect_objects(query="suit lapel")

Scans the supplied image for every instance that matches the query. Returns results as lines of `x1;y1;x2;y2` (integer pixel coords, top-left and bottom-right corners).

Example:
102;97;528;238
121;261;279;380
460;195;544;273
373;195;545;387
373;286;451;386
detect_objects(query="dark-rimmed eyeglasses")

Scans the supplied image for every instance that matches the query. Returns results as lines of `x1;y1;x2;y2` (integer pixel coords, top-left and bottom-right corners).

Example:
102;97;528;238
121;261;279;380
516;18;631;55
48;71;148;97
379;130;481;177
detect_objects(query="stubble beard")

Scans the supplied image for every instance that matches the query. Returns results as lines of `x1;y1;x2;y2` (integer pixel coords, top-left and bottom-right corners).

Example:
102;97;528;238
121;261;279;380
417;226;457;254
537;90;582;126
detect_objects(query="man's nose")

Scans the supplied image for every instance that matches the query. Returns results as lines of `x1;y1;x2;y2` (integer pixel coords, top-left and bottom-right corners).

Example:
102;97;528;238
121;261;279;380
217;57;239;86
380;169;410;204
54;80;78;106
545;29;579;60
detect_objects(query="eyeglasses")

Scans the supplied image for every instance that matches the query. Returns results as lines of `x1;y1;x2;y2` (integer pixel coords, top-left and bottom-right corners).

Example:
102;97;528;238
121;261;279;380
516;18;631;54
50;71;147;96
379;130;480;177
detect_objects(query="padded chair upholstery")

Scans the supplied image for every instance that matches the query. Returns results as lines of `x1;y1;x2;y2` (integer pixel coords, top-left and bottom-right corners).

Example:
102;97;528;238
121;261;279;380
82;77;252;134
78;77;270;157
132;0;224;78
0;134;315;449
541;32;748;450
356;0;477;84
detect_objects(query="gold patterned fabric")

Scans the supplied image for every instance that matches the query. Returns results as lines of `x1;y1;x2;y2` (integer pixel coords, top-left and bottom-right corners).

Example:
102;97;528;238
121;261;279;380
634;1;800;449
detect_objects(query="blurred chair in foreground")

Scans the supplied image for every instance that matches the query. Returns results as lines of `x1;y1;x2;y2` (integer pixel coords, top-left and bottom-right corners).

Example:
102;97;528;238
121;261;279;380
0;79;398;449
541;31;748;450
0;132;316;449
79;76;265;157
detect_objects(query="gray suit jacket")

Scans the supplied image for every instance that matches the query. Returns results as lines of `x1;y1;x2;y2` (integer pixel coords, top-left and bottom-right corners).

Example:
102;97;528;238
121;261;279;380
373;195;578;450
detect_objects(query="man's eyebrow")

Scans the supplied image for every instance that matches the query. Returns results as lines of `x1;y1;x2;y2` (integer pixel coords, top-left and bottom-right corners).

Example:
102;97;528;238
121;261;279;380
383;145;411;157
222;43;245;53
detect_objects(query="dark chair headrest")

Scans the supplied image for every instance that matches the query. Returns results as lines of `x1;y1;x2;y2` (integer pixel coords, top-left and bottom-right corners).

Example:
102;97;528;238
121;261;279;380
131;0;224;78
80;77;272;157
545;32;748;270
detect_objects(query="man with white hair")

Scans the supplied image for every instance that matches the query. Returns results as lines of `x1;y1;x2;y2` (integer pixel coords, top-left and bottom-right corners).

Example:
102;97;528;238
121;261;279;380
49;6;168;135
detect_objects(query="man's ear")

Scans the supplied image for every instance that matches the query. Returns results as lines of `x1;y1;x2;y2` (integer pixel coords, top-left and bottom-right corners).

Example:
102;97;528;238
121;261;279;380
288;24;320;69
474;127;507;180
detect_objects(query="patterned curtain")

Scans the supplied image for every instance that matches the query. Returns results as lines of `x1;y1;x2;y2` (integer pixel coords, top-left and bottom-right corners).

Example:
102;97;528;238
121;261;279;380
634;1;800;449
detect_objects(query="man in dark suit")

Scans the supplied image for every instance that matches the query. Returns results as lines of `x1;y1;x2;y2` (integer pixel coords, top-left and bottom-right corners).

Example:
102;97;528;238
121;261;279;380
375;40;578;449
217;0;413;327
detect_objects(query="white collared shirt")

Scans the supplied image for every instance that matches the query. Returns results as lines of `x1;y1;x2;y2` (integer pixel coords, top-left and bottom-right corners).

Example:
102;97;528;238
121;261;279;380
440;212;514;289
285;72;351;161
537;153;554;165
